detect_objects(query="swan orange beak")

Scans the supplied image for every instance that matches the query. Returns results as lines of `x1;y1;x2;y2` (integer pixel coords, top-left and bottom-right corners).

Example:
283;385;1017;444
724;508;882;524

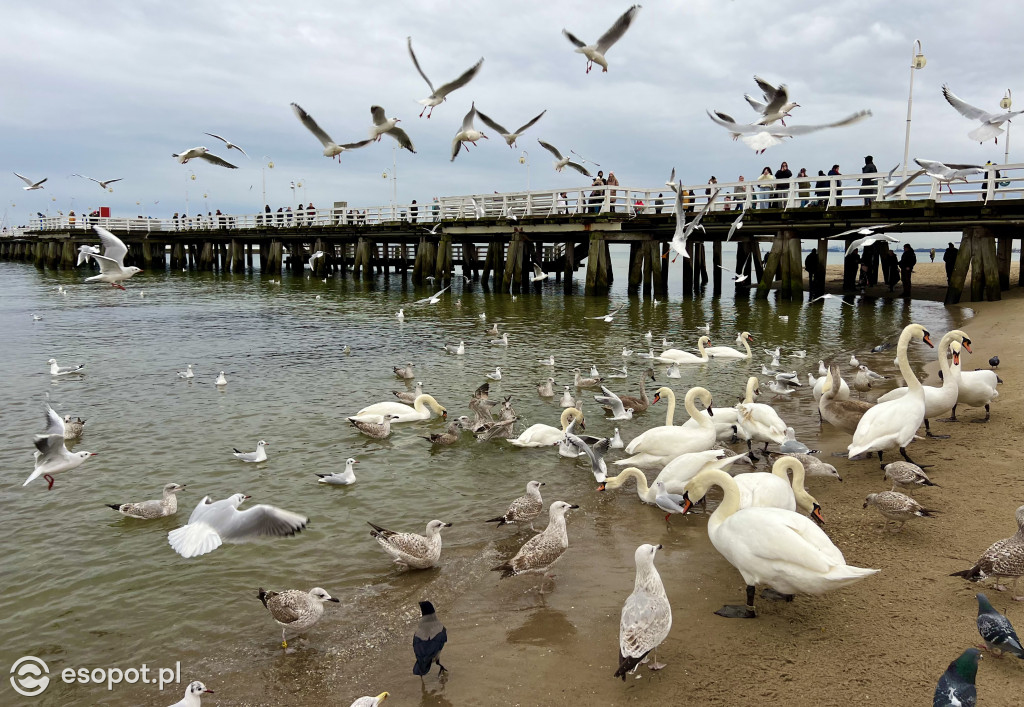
953;351;960;365
961;338;973;353
596;483;606;491
652;393;662;404
922;332;934;348
746;334;755;342
680;493;693;515
811;504;825;526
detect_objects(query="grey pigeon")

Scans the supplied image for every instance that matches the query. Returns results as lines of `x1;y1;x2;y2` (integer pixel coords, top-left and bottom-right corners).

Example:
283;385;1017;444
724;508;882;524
989;355;999;368
976;593;1024;658
413;600;448;677
933;648;980;707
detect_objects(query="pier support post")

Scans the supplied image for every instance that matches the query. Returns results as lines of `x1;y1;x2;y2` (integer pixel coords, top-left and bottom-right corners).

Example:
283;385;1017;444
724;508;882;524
756;234;785;299
584;236;611;295
628;242;642;295
436;233;453;283
503;230;525;292
651;240;665;298
842;238;857;290
267;240;282;276
563;240;575;294
997;235;1011;291
198;242;214;271
230;240;244;273
712;240;722;296
815;237;828;298
140;241;154;271
786;232;803;299
681;242;693;298
60;240;76;269
641;240;652;297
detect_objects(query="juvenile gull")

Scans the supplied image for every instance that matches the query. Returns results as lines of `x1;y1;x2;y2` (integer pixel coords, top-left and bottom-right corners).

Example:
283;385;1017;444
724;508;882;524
486;480;545;531
62;415;86;440
975;592;1024;658
537;377;556;397
422;417;468;445
368;519;452;569
562;4;642;74
394;362;415;379
492;501;579;593
108;483;186;519
350;693;389;707
559;386;575;407
171;146;238;169
85;226;143;290
615;543;672;679
884;460;938;493
167;681;214;707
348;414;400;439
24;406;96;489
394;381;425;404
233;440;268;463
317;457;359;485
48;357;84;375
168;493;308;558
291;102;374;160
475;108;546;148
863;491;937;532
952;505;1024;598
407;37;483;118
412;601;448;676
257;586;339;648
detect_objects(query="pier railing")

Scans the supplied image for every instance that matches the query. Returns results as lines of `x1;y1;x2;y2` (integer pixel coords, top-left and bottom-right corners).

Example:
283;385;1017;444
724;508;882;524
18;163;1024;235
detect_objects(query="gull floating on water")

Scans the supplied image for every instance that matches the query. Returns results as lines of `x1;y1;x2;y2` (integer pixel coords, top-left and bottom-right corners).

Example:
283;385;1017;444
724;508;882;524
25;406;96;489
537;140;592;176
744;75;799;126
444;341;465;355
215;372;227;386
48;357;84;375
73;173;123;190
370;105;416;153
476;108;546;148
177;364;195;379
942;84;1024;144
14;172;47;190
108;483;187;519
168;681;214;707
562;4;642;74
407;36;483;118
707;109;872;153
258;586;339;648
168;493;308;558
486;367;502;381
203;132;249;158
451;102;488;161
538;355;555;366
491;332;510;346
396;308;405;321
349;414;400;439
291;102;373;160
85;226;143;290
233;440;268;463
62;415;86;440
171;146;237;169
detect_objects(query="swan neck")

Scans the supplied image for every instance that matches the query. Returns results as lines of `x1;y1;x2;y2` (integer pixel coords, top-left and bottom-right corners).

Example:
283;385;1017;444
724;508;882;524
700;469;741;520
741;337;751;358
744;376;757;403
663;389;677;426
896;326;922;392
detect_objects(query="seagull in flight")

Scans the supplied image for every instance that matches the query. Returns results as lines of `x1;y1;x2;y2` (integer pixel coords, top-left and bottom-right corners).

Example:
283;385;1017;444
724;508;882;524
308;251;324;271
715;263;748;283
530;263;551;282
85;225;142;290
475;109;546;148
843;232;899;256
370;105;416;153
204;132;249;158
885;158;985;197
291;103;374;160
413;284;451;305
407;37;484;118
808;293;854;306
14;172;47;190
562;4;642;74
942;84;1024;144
725;209;744;241
451;103;488;161
707;109;872;153
830;223;901;239
172;146;238;169
744;75;799;126
537;140;592;176
585;305;623;323
73;174;123;190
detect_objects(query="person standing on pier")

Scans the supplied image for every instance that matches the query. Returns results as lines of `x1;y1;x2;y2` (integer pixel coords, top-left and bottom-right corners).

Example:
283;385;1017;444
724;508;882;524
558;192;568;214
606;171;619;212
757;167;773;208
589;172;605;213
814;170;828;207
733;175;749;209
410;200;418;223
797;168;811;207
943;242;958;283
653;193;663;214
860;156;878;205
828;164;842;206
899;243;917;298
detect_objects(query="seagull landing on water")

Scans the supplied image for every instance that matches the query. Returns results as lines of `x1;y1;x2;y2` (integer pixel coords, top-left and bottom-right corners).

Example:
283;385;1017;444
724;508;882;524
291;103;374;160
25;406;96;489
537;140;592;176
475;108;546;148
942;84;1024;144
73;174;123;190
168;493;308;558
450;103;488;161
171;146;238;169
14;172;46;190
84;226;142;290
744;75;800;126
233;440;268;463
370;105;416;153
407;36;483;119
562;4;642;74
204;132;249;158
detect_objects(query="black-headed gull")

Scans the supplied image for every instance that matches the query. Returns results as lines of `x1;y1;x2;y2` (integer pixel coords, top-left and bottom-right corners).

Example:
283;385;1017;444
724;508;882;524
808;293;854;306
537;140;592;176
413;284;450;305
14;172;46;190
584;306;622;323
77;244;100;265
726;209;745;241
844;232;899;256
451;102;488;161
177;364;195;379
204;132;249;157
48;357;84;375
85;226;142;289
171;146;238;169
25;406;96;489
167;681;214;707
831;223;901;239
317;458;358;485
530;263;551;282
407;36;483;118
108;483;187;519
168;493;308;558
885;158;985;197
942;84;1024;144
233;440;268;463
744;75;799;126
562;4;642;74
370;105;416;153
291;103;373;160
475;108;546;148
215;371;228;386
707;109;872;153
73;174;123;190
258;586;339;649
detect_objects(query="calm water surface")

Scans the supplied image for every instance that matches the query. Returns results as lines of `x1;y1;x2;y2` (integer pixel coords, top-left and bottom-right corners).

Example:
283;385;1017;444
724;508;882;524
0;253;958;704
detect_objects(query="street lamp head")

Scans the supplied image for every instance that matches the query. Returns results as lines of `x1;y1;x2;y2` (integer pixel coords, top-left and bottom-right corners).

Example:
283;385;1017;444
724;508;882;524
267;161;274;169
296;181;303;188
912;54;926;69
519;156;526;165
190;174;197;181
1001;90;1012;110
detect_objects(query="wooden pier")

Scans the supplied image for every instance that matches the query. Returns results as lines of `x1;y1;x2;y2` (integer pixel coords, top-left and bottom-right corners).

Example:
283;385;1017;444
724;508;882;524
5;168;1024;303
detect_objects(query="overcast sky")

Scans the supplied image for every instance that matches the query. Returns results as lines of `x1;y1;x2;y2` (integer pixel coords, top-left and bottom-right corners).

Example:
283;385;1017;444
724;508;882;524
2;0;1021;226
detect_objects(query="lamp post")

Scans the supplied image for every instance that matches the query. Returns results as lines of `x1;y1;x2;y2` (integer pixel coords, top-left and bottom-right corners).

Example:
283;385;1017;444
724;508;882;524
519;150;530;191
1000;90;1012;165
261;156;274;207
901;40;927;180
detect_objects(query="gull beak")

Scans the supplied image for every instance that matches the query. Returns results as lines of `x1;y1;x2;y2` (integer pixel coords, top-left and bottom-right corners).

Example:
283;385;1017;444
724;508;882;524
244;495;252;500
89;452;98;456
444;522;453;527
353;460;360;464
328;597;340;603
569;504;580;509
811;504;825;526
204;689;215;694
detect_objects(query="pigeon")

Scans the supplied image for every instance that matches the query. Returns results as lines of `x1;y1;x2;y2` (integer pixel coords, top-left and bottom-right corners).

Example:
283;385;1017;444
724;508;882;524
975;593;1024;658
412;601;448;676
168;494;308;558
990;355;1000;368
167;681;214;707
233;440;268;463
933;648;980;707
257;586;339;649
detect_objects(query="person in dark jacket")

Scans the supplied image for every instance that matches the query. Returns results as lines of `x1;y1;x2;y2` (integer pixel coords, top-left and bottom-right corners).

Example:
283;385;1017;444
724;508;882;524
943;242;958;283
804;248;819;290
828;165;842;206
899;244;917;298
860;155;878;205
814;170;828;207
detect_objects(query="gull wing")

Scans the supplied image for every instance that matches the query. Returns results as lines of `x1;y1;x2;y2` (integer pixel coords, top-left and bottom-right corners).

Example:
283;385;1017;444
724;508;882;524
683;188;719;238
513;110;547;134
451;137;463;162
38;405;66;439
92;254;125;274
434;58;484;99
219;503;308;542
566;161;592;177
562;29;587;49
94;225;128;263
461;103;477;132
406;37;436;94
474;109;509;136
204;132;229;146
73;173;98;184
533;263;545;279
884;169;926;198
100;178;124;186
726;209;744;241
595;4;642;54
197;152;238;169
386;127;416;153
744;94;767;113
763;83;790;115
537;139;564;161
291;103;334;147
753;75;781;103
13;172;35;187
941;85;991;122
339;138;374;150
777;110;873;136
370;105;389;127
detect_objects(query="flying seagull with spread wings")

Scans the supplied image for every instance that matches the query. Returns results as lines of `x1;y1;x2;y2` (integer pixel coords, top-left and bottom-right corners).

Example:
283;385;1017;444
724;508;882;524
537;140;592;176
407;37;484;118
707;109;872;154
291;103;373;160
744;75;799;126
475;108;546;148
73;174;123;190
562;4;642;74
942;84;1024;144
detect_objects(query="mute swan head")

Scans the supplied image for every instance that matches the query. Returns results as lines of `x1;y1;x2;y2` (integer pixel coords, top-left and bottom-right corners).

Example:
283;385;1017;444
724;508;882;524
413;394;448;419
685;386;714;416
560;407;585;430
739;331;753;343
651;386;675;405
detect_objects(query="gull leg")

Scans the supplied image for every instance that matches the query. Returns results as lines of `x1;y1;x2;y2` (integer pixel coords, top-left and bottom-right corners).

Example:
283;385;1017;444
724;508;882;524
281;628;288;649
648;647;666;671
112;282;126;291
419;106;427;118
44;474;55;490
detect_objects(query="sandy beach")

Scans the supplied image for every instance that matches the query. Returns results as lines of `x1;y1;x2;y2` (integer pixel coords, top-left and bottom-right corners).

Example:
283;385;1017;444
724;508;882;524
820;260;1022;303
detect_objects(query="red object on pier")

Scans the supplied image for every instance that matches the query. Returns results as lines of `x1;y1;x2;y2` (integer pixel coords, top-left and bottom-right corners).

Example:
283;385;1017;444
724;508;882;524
100;207;111;217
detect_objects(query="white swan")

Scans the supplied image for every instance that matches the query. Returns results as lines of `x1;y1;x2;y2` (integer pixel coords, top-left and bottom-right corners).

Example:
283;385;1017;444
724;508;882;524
734;387;788;458
354;394;447;424
811;368;850;402
848;323;934;467
875;329;969;437
704;331;754;359
680;469;879;618
948;346;1000;421
682;375;758;441
600;450;745;498
657;336;712;364
614;387;716;468
508;408;585;447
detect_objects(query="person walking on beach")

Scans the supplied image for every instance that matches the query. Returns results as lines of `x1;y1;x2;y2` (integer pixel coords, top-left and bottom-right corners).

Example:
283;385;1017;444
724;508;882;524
828;164;842;206
929;247;936;263
606;171;619;212
804;247;819;291
943;242;958;283
899;243;917;298
860;155;878;205
757;167;773;208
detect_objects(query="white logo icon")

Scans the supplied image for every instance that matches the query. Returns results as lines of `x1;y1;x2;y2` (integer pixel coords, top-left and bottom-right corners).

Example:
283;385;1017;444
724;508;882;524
11;656;50;697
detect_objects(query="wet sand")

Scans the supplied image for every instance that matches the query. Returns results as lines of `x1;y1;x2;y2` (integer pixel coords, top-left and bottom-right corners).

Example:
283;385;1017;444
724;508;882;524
820;260;1022;303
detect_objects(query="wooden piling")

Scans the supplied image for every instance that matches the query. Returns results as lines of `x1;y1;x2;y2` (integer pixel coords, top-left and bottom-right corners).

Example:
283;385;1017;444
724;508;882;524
563;240;575;294
641;240;652;296
628;242;642;295
815;237;828;298
436;233;453;282
584;236;611;295
756;234;784;299
712;240;722;296
945;232;972;305
997;236;1011;290
503;230;525;292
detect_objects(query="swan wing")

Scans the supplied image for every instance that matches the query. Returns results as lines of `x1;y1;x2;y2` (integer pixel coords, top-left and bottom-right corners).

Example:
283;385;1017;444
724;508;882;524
357;401;414;417
732;508;845;572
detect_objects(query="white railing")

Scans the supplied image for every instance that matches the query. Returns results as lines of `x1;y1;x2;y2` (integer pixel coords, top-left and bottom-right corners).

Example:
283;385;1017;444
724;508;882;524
23;164;1024;234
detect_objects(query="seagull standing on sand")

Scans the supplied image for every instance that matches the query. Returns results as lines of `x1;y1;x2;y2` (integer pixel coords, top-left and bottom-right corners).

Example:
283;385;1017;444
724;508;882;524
475;108;546;148
168;493;308;558
562;4;642;74
942;84;1024;144
167;681;214;707
407;37;484;118
108;483;186;519
233;440;268;463
412;601;448;677
25;406;97;489
171;146;238;169
203;132;249;157
84;226;142;290
615;543;672;679
14;172;47;190
291;103;374;160
257;586;339;649
370;105;416;153
73;174;124;190
368;519;452;569
450;102;488;161
492;501;580;593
